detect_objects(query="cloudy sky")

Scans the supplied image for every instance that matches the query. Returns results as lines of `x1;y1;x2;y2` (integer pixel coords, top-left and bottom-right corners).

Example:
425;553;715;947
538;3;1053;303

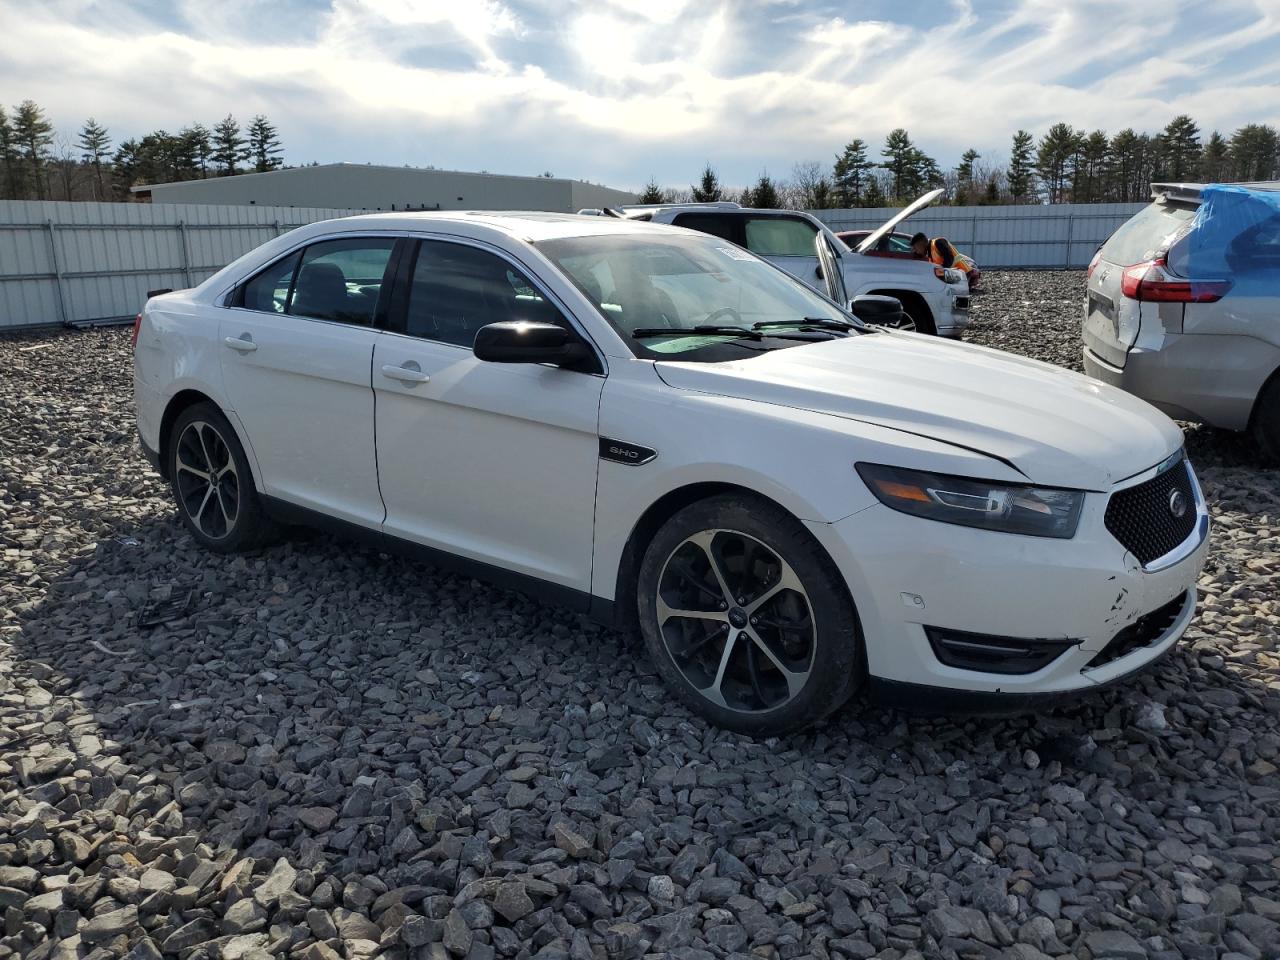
4;0;1279;190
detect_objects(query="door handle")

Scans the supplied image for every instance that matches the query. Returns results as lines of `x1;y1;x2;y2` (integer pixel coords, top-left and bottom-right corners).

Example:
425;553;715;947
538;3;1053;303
224;335;257;352
381;362;430;384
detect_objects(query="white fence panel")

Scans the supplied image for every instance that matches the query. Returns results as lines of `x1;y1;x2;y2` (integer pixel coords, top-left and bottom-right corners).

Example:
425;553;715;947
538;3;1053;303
0;200;359;329
0;199;1152;329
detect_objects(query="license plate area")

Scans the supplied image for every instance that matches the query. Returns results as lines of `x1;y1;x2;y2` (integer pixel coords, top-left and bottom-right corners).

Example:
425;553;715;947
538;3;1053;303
1088;290;1116;332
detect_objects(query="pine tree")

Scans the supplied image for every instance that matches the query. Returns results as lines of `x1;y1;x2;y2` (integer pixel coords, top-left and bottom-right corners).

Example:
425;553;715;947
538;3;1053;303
0;107;17;198
1199;131;1230;182
1229;124;1280;181
954;148;979;204
861;176;886;208
247;115;283;172
1036;123;1081;202
690;164;723;202
751;172;780;208
12;100;54;199
76;118;112;200
880;128;923;200
1008;130;1035;203
212;114;248;176
111;139;142;198
737;187;753;206
1159;115;1201;181
1072;130;1109;202
637;178;665;204
183;123;213;177
832;138;874;207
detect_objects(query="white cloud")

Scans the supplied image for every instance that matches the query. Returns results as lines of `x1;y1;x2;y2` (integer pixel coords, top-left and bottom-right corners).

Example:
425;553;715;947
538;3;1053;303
1;0;1278;189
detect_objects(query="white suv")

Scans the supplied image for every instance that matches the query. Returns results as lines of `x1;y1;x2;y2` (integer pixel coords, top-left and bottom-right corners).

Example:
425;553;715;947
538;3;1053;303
597;192;970;337
135;211;1206;734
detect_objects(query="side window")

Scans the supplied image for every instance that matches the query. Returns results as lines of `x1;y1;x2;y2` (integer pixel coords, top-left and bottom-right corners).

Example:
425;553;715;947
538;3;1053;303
743;217;819;257
288;237;397;325
239;252;300;313
671;213;739;243
404;241;567;347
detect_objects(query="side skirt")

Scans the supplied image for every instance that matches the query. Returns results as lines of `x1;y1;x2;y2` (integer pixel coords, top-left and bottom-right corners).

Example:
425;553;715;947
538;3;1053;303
261;496;622;626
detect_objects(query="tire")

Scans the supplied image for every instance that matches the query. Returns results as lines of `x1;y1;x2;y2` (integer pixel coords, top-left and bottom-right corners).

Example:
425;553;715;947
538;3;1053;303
167;402;276;553
1252;375;1280;464
637;493;864;736
903;302;937;336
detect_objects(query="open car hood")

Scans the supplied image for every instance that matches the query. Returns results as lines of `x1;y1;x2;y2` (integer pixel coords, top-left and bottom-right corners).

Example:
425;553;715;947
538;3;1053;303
855;188;944;254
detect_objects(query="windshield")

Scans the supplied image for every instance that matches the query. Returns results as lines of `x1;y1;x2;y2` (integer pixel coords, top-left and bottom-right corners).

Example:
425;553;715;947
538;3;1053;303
537;232;863;361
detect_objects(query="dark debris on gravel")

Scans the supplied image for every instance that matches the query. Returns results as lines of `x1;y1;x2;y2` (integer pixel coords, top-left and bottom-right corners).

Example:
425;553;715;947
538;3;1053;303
1;274;1278;960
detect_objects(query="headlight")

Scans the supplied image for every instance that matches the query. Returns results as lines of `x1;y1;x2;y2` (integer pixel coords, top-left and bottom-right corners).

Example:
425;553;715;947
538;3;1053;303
856;463;1084;538
934;267;965;284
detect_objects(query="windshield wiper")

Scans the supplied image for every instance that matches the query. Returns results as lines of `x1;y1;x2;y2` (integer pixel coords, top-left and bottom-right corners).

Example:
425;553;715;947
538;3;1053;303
753;317;857;333
631;325;763;341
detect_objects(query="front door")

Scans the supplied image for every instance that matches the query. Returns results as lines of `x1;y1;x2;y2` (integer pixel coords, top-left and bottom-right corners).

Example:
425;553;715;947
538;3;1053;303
218;235;399;527
373;238;604;590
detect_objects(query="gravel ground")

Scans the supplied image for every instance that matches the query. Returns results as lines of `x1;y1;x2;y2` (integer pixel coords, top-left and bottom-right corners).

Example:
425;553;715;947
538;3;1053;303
2;271;1278;960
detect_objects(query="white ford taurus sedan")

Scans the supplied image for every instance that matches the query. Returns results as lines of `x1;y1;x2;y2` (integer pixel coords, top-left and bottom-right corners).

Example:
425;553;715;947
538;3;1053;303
133;212;1210;735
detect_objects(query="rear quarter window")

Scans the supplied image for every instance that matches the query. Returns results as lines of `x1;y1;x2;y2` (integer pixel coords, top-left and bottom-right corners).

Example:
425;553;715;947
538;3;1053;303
1100;202;1196;266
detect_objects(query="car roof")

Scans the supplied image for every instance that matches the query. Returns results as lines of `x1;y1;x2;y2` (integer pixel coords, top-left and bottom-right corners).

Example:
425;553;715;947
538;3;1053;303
305;210;686;243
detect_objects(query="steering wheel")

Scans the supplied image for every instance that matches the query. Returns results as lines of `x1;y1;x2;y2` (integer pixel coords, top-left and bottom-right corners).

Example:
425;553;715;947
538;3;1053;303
703;307;743;326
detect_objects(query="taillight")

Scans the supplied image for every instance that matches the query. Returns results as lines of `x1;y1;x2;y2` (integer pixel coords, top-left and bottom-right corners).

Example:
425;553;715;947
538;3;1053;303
1086;250;1101;278
131;313;143;349
1119;258;1231;303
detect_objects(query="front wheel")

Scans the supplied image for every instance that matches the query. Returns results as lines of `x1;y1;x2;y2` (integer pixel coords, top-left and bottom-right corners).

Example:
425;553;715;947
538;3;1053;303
168;402;276;552
637;494;864;736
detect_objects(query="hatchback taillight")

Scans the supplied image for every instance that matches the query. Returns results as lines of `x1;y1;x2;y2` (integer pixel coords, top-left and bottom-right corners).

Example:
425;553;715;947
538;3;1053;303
131;313;143;349
1086;250;1101;279
1120;257;1231;303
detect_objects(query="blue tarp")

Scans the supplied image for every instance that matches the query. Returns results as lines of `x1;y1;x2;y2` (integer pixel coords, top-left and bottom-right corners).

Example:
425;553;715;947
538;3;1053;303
1182;183;1280;280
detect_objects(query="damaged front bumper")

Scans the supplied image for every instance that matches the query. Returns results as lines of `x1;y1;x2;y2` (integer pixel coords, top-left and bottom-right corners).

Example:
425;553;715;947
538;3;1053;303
803;477;1210;697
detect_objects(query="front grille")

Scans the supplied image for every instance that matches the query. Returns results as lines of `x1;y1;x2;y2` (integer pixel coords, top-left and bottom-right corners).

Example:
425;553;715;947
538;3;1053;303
1104;460;1197;565
1086;591;1188;669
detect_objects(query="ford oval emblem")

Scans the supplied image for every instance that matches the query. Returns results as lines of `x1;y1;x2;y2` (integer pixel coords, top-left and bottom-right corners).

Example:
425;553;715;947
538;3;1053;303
1168;489;1188;519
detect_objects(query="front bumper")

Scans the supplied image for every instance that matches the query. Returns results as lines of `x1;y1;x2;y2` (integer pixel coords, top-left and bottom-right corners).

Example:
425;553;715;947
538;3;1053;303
805;486;1209;697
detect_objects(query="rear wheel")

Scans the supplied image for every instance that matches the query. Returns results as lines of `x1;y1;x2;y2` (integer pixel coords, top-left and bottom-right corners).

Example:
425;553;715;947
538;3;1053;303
1252;375;1280;463
637;494;863;736
168;403;276;552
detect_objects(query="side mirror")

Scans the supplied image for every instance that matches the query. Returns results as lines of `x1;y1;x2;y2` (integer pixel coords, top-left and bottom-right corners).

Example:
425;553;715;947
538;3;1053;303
473;321;589;366
848;294;914;330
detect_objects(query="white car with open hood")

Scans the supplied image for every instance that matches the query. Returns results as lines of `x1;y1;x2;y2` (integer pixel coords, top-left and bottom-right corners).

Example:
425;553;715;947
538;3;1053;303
133;211;1209;735
587;189;970;337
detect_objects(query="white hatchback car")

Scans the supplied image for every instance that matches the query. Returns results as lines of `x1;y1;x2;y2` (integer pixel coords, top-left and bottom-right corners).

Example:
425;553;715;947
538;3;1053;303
134;212;1209;734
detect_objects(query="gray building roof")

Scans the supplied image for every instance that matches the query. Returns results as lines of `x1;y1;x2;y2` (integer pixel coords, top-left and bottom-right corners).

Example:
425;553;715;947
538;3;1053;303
133;163;636;213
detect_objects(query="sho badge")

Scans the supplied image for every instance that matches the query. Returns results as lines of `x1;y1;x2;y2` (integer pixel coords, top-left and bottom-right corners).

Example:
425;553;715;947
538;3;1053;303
1168;489;1188;519
599;438;657;465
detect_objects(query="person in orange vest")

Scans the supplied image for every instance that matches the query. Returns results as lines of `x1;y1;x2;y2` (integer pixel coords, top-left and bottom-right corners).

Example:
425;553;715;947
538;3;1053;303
911;232;980;287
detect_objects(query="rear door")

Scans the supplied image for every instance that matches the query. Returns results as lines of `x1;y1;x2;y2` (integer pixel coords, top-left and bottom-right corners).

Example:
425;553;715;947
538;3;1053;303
219;235;400;527
1084;201;1198;370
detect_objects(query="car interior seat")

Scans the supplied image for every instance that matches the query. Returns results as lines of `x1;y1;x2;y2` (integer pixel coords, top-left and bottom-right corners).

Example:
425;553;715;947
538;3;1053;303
291;262;353;322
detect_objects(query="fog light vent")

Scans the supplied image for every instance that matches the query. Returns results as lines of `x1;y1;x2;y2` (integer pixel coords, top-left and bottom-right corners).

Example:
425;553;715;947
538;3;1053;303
925;627;1076;675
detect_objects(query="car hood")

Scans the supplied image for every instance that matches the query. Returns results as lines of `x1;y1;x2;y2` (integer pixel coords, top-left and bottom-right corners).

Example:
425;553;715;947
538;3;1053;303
856;188;944;254
654;332;1182;490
